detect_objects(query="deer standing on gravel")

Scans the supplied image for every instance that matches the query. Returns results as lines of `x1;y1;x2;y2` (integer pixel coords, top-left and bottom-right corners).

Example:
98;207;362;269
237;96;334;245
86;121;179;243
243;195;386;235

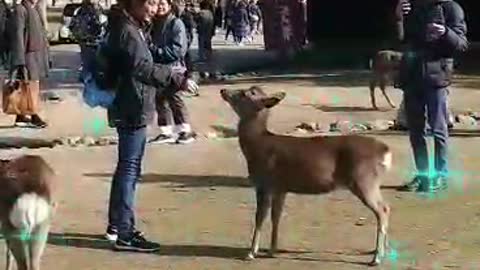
220;86;393;266
369;50;403;110
0;155;56;270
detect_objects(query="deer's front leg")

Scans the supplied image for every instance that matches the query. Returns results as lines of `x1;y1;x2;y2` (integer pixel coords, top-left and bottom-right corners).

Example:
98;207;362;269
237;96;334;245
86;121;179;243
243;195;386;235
246;183;271;260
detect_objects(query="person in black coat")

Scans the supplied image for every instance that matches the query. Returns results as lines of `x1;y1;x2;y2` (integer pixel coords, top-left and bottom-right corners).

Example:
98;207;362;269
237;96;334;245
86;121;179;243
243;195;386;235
104;0;191;252
0;0;10;67
395;0;468;192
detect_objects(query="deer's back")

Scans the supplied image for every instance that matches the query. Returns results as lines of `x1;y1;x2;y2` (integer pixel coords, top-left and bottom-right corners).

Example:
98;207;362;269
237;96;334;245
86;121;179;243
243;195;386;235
0;155;55;219
249;134;389;194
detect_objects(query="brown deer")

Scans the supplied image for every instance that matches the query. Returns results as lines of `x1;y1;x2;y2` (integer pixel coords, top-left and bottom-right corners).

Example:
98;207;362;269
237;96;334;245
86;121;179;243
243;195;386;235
0;155;56;270
369;50;403;110
220;86;392;266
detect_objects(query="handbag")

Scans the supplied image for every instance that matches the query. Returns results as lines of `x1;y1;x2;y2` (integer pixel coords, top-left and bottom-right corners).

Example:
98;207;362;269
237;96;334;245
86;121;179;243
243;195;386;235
82;72;116;109
2;67;40;115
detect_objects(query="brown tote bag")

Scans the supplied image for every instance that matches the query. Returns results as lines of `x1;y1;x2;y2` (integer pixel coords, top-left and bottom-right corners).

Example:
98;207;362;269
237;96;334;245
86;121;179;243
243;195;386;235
2;68;41;115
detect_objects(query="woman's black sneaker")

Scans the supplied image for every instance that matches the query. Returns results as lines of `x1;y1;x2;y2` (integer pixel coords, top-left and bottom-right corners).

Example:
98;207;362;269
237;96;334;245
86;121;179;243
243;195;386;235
14;115;31;127
176;132;196;144
397;176;424;192
105;226;144;242
113;232;160;253
31;115;48;129
105;226;118;242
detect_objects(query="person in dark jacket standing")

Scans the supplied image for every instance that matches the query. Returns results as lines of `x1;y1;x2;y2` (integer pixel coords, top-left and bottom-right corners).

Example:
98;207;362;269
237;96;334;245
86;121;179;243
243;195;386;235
179;2;195;72
395;0;468;193
196;0;214;62
148;0;197;144
0;0;10;67
104;0;191;252
232;0;249;45
214;1;223;30
247;0;260;38
224;1;234;41
10;0;49;128
70;0;105;80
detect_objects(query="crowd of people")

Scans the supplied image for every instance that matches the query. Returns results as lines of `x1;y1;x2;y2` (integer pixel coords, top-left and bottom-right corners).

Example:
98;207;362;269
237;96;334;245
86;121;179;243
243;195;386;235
224;0;261;45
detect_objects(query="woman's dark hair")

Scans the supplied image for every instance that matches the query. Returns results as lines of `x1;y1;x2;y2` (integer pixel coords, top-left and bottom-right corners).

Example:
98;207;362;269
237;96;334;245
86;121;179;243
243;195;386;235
124;0;148;11
199;0;213;11
170;0;183;17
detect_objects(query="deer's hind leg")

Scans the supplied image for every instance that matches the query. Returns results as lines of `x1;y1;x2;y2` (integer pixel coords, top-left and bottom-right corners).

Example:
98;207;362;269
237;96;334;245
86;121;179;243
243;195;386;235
369;76;378;110
29;220;50;270
2;225;29;270
269;191;286;257
379;76;396;109
351;179;390;266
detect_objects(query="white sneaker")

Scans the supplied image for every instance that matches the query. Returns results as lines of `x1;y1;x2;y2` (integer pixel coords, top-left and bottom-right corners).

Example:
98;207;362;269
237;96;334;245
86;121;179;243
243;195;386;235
105;226;118;242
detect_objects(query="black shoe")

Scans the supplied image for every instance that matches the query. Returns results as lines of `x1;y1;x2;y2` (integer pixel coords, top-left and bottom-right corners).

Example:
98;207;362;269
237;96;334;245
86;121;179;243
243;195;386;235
397;176;424;192
31;115;48;129
113;232;160;253
14;115;31;127
176;132;196;144
149;134;176;144
105;226;144;242
407;175;445;193
426;176;448;192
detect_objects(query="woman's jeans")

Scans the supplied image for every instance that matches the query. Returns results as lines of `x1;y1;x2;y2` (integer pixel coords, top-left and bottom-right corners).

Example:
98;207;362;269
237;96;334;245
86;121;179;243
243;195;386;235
108;126;147;239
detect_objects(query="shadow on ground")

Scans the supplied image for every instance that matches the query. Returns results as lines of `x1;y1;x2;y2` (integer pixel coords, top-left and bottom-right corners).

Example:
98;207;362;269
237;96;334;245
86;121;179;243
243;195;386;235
203;71;371;88
47;232;371;265
308;105;377;112
357;129;480;137
210;125;238;138
0;137;56;149
83;173;250;188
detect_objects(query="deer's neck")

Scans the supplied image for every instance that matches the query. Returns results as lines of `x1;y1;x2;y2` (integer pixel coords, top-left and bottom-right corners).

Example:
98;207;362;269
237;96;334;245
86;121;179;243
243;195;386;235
237;110;270;148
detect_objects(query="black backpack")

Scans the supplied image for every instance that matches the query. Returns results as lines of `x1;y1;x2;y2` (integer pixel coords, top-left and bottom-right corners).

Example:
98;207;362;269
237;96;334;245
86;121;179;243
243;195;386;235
90;34;118;91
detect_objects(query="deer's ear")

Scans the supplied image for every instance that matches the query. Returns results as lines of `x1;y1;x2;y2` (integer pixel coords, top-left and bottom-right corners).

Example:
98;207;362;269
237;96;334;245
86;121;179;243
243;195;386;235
262;92;286;108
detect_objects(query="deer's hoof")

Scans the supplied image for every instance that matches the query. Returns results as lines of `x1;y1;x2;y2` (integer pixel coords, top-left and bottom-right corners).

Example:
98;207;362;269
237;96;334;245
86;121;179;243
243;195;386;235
369;256;381;267
390;105;397;109
372;106;379;111
267;251;276;258
245;252;256;261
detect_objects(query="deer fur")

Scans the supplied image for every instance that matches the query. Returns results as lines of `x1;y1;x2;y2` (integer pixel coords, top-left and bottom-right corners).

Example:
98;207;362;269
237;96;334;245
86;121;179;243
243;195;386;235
369;50;403;110
0;155;56;270
220;86;392;266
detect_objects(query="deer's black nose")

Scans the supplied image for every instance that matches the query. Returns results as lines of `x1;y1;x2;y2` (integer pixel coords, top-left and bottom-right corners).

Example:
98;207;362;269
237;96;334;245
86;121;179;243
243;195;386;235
220;89;227;95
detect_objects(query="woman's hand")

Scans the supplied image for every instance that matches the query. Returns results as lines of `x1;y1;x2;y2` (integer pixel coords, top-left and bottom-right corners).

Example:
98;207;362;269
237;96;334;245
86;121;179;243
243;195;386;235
395;0;411;20
169;67;199;95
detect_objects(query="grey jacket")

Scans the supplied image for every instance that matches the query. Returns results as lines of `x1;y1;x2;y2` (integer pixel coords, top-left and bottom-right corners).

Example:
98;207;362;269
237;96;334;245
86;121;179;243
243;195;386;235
150;13;188;66
397;0;468;89
10;1;49;81
107;10;174;128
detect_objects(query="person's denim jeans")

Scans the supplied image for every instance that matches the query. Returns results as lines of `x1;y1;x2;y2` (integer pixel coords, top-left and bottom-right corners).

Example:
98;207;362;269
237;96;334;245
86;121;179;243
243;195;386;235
404;86;449;179
108;126;147;239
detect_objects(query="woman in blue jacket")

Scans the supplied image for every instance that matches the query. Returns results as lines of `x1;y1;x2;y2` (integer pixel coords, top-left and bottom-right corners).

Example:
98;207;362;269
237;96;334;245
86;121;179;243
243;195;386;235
148;0;197;145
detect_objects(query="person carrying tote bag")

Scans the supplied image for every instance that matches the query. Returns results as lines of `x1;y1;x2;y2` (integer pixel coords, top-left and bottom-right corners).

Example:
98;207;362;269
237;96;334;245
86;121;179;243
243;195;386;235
2;66;40;117
7;0;49;128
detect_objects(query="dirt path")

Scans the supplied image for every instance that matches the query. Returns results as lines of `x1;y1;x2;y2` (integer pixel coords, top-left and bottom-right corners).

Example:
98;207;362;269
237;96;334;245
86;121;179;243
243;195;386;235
0;70;480;269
